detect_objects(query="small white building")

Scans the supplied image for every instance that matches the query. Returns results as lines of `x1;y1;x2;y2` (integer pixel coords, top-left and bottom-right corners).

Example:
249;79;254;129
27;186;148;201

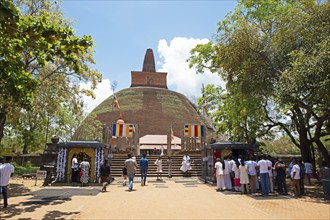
138;135;181;155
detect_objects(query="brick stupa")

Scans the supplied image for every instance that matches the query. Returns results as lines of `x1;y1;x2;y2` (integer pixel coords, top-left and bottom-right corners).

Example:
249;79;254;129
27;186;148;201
77;48;213;140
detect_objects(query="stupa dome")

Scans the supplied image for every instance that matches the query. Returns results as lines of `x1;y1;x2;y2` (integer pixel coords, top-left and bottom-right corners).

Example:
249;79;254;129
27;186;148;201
78;48;214;140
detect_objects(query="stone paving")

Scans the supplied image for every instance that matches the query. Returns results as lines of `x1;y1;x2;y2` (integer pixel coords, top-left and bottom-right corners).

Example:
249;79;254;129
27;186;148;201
0;177;329;219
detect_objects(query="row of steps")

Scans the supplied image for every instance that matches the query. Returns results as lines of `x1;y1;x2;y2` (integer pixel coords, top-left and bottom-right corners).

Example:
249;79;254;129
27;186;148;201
110;154;202;177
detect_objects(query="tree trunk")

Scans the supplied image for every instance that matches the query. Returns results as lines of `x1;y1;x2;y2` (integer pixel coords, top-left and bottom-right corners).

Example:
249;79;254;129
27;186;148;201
0;112;6;144
314;139;330;167
314;118;330;166
299;135;312;163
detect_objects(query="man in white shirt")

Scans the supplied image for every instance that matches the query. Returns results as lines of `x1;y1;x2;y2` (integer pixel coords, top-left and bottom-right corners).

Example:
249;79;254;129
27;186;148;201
214;158;225;191
71;154;79;183
257;154;270;196
246;156;257;193
0;156;15;208
291;158;300;198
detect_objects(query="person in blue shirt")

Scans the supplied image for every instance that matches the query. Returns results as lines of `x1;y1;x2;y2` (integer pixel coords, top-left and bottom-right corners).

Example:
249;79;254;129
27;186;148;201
140;154;149;186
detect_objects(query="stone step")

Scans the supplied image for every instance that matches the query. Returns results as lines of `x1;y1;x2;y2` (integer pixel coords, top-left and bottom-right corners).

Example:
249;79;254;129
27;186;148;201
109;154;202;177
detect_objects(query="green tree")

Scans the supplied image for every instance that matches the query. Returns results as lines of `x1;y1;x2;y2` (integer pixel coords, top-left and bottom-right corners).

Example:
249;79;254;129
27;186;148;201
72;112;103;141
0;0;101;151
189;0;330;165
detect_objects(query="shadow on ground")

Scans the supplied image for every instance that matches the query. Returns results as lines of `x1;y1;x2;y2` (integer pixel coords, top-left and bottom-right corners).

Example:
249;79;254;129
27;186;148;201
1;187;100;219
8;183;32;197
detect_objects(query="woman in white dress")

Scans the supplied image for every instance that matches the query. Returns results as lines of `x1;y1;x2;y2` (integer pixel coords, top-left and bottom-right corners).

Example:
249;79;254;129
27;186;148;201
239;158;250;194
79;158;90;186
232;159;241;192
180;153;192;173
155;156;163;180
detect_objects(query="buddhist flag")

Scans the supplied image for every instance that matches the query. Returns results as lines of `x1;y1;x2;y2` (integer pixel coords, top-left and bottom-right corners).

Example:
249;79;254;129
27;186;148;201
126;124;134;137
184;124;205;137
113;96;120;109
112;123;134;137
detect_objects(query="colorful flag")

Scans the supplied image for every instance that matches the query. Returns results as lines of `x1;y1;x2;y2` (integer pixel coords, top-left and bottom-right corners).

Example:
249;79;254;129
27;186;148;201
184;124;205;137
112;123;134;137
113;96;120;109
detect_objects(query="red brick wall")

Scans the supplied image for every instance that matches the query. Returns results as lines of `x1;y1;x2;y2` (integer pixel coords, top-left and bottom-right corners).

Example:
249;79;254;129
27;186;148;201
130;71;168;89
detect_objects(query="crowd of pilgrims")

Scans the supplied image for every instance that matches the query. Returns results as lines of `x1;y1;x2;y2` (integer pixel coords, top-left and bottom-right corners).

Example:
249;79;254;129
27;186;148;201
214;154;320;198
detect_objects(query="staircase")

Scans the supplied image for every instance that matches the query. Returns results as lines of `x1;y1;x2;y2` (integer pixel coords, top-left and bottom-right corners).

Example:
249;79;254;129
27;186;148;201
110;154;202;178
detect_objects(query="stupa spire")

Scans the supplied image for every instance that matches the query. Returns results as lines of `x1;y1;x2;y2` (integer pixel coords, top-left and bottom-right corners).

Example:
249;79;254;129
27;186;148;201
142;48;156;72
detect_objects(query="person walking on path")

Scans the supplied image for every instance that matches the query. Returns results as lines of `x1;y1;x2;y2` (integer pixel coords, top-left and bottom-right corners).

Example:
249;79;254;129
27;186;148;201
0;156;15;208
155;156;163;180
180;153;192;173
215;158;225;191
125;153;137;191
79;158;90;187
100;160;111;192
318;160;330;200
257;154;270;197
167;156;173;178
140;154;149;186
122;167;128;186
291;158;301;198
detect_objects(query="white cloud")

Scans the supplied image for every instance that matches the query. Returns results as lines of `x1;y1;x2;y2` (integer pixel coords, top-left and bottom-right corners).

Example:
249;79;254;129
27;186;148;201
80;78;113;113
157;37;224;100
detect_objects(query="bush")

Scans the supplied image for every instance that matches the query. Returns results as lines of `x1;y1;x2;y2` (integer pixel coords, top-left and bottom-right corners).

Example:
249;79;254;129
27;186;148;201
11;162;39;176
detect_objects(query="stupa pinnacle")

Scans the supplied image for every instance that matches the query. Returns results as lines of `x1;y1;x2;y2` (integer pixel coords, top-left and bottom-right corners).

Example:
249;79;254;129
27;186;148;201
130;48;168;89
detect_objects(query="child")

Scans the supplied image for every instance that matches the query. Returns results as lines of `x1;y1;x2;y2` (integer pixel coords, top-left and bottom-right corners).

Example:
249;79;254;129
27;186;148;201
122;167;127;186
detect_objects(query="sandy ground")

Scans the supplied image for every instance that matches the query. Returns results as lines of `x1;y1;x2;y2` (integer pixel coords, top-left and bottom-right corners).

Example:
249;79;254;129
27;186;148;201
0;177;329;219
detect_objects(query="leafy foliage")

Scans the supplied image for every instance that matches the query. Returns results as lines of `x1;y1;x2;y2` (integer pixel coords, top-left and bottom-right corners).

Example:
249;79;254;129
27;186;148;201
189;0;330;164
0;0;102;153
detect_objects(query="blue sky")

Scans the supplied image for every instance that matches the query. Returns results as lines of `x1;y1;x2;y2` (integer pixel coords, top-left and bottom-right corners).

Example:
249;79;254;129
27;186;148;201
61;0;237;112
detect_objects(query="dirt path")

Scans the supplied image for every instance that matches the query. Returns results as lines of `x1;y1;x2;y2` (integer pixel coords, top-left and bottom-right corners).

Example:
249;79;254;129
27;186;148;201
1;177;329;219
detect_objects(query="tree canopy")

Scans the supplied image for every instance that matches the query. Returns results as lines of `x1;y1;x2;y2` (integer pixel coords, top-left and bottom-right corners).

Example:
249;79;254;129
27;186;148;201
189;0;330;164
0;0;102;153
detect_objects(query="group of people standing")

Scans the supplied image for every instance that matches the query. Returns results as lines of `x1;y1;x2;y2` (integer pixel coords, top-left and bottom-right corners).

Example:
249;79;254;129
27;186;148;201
71;154;91;186
122;153;192;191
215;154;330;199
